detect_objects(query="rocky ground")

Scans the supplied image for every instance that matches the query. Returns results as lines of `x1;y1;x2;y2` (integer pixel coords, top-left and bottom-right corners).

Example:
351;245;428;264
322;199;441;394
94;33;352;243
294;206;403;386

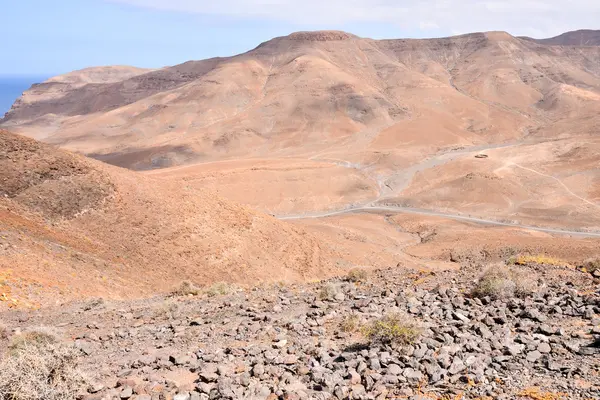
1;260;599;400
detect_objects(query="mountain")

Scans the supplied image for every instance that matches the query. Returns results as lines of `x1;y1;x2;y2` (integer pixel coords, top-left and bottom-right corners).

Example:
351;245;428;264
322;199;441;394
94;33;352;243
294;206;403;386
521;29;600;46
2;29;600;231
0;129;340;302
3;30;599;166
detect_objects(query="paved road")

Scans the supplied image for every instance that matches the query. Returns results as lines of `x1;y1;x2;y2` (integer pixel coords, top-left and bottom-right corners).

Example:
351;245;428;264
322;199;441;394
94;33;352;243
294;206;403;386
279;139;600;239
277;205;600;238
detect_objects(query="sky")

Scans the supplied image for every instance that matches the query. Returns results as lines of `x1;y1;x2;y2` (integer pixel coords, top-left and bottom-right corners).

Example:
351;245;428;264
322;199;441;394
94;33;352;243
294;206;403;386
1;0;598;76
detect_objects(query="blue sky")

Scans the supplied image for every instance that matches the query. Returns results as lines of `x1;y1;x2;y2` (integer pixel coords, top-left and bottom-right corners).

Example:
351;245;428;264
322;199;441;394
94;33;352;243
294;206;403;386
1;0;598;76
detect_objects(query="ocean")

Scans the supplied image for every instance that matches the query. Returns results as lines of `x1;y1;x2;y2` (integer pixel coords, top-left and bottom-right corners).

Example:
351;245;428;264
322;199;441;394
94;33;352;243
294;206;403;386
0;76;49;118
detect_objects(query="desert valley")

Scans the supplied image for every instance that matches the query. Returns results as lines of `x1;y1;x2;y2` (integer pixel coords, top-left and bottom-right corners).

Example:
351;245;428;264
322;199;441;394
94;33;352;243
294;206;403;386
0;28;600;399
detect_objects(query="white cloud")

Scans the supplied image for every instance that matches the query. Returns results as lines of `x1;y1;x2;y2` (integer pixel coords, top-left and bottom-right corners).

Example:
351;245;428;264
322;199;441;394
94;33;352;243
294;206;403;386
108;0;600;37
420;21;440;30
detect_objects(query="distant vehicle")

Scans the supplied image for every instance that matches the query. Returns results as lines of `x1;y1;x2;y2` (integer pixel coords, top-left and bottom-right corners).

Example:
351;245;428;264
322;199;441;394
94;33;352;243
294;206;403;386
475;154;489;159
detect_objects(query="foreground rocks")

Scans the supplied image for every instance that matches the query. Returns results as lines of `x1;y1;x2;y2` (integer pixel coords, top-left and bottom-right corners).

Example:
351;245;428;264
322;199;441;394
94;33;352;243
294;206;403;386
1;262;599;399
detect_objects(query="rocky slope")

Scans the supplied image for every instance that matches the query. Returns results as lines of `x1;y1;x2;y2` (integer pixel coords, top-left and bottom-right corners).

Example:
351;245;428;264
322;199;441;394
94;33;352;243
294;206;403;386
1;260;598;399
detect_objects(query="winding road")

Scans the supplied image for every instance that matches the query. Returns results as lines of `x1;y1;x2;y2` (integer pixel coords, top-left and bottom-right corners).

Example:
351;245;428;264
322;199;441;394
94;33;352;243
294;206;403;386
277;141;600;239
278;204;600;238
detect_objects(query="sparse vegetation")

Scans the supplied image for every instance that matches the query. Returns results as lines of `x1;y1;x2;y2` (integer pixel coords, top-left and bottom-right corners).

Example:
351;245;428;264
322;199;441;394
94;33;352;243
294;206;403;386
339;315;360;333
362;313;422;345
517;387;568;400
0;329;86;400
0;324;9;342
318;283;341;301
8;329;59;355
512;254;572;268
171;280;201;296
471;266;536;300
580;257;600;274
205;282;235;297
346;268;369;283
153;299;180;319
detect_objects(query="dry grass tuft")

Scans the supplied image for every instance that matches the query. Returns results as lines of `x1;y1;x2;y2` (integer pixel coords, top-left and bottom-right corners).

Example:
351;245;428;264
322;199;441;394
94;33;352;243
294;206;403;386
171;280;201;296
0;329;86;400
8;329;59;355
580;257;600;274
205;282;235;297
339;315;360;333
0;324;9;342
511;254;572;268
318;283;341;301
362;313;422;345
153;299;179;319
517;387;568;400
346;268;369;283
471;266;536;300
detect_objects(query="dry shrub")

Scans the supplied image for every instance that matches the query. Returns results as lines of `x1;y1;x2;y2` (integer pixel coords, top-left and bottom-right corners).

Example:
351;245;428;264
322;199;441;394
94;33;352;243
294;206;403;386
339;315;360;333
153;299;180;319
581;257;600;274
318;283;341;301
517;387;568;400
513;254;571;268
0;324;9;342
8;329;58;355
171;280;201;296
205;282;235;297
472;266;536;300
346;268;369;283
0;330;86;400
362;313;422;345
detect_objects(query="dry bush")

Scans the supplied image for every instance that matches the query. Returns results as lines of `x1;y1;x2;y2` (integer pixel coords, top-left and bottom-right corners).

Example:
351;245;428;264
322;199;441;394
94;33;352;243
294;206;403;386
346;268;369;283
318;283;341;301
171;280;201;296
205;282;235;297
8;329;59;355
0;324;9;342
581;257;600;274
339;315;360;333
153;299;180;319
472;266;536;300
0;330;86;400
362;313;422;345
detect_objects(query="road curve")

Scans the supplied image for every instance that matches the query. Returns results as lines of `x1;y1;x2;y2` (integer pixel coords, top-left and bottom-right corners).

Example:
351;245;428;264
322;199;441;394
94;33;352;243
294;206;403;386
277;205;600;238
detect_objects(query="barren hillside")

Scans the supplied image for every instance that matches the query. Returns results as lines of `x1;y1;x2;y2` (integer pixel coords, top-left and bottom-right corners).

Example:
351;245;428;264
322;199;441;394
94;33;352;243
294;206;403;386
4;30;600;167
0;129;342;305
521;29;600;46
2;29;600;274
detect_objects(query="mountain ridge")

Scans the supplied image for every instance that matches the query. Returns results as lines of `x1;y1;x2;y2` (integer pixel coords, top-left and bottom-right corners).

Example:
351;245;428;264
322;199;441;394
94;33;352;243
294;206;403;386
2;28;600;232
520;29;600;46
